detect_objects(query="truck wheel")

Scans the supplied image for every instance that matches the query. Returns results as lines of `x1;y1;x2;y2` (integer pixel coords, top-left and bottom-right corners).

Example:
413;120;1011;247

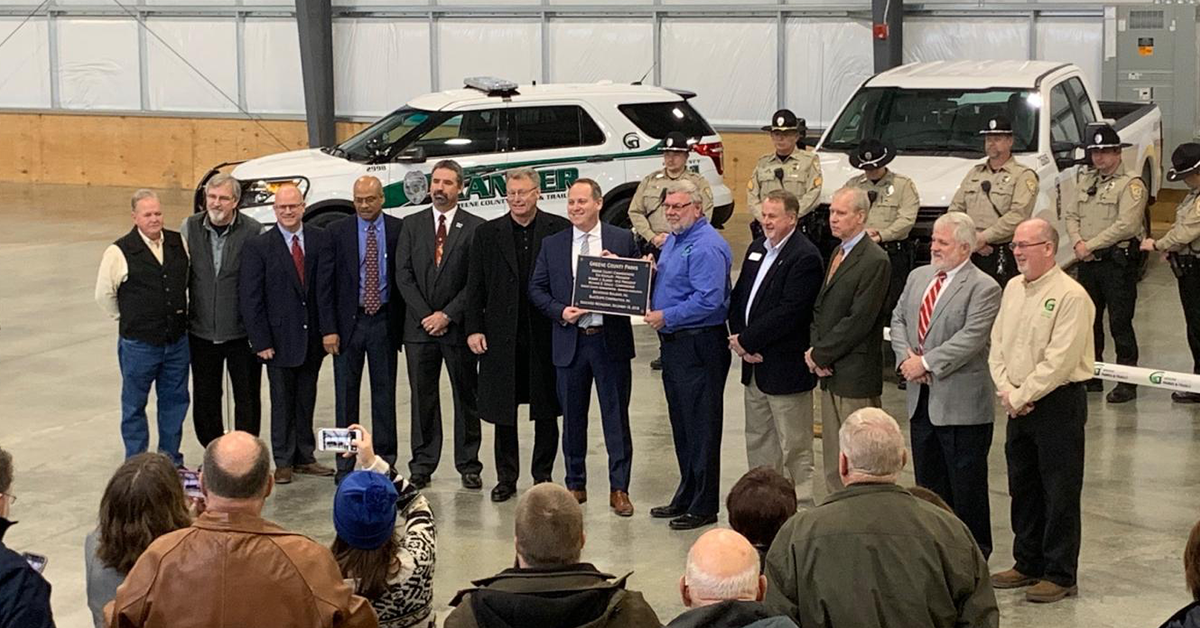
307;209;352;229
601;195;632;229
711;203;735;229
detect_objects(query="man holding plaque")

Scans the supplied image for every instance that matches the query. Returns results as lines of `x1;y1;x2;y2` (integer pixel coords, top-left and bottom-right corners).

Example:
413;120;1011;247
529;178;640;517
645;179;733;531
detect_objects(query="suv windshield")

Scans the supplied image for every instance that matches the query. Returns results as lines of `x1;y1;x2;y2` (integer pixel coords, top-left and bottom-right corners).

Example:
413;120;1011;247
338;107;503;161
338;107;434;161
823;87;1039;154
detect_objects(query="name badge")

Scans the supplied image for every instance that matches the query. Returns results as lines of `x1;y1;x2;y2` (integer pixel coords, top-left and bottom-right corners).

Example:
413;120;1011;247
748;252;764;262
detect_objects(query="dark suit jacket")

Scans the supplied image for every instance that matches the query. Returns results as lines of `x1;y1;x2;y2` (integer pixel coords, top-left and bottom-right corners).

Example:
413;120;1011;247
528;223;638;368
810;235;890;398
466;211;570;425
729;231;823;395
239;225;336;368
394;207;483;345
328;213;404;351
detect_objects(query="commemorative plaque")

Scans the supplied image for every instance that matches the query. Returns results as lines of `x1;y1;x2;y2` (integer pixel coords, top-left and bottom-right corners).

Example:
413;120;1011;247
571;255;653;316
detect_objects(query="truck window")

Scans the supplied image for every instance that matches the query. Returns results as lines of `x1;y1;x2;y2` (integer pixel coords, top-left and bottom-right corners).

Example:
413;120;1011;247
1048;83;1083;152
823;87;1038;154
617;101;715;139
508;105;605;152
1064;77;1097;126
411;109;501;158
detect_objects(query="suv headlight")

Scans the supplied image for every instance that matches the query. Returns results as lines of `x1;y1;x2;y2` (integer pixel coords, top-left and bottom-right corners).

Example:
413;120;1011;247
242;177;310;207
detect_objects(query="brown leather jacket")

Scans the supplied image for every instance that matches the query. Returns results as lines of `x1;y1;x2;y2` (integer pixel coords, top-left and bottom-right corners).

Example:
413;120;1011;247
105;510;378;628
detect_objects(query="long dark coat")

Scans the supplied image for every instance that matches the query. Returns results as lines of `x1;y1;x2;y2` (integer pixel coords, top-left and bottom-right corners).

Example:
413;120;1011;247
465;211;569;425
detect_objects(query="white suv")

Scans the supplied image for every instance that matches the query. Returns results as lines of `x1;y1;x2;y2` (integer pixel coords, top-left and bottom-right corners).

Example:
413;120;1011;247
198;78;735;229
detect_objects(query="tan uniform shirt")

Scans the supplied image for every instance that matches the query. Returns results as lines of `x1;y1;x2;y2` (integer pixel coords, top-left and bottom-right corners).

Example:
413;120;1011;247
845;170;920;242
748;150;822;221
1064;164;1147;252
1155;188;1200;254
627;168;713;242
94;229;171;320
988;265;1095;409
948;158;1039;244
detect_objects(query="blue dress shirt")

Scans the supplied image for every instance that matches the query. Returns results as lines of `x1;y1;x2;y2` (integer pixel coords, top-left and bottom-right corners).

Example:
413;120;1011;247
651;217;732;333
357;214;389;305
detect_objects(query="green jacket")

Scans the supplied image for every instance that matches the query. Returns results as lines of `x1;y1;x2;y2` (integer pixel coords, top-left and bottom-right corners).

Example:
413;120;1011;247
763;483;998;628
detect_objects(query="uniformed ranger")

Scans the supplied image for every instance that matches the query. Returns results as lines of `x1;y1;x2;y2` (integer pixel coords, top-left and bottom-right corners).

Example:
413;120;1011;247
748;109;822;240
948;115;1039;285
845;138;919;319
628;131;714;253
1064;124;1147;404
1141;142;1200;403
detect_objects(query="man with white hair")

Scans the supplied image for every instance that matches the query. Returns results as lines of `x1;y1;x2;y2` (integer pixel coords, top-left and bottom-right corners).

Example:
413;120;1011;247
667;528;796;628
764;408;998;628
891;212;1001;558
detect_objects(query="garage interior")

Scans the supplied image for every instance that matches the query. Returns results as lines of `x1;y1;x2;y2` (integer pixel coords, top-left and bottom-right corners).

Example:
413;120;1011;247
2;1;1200;627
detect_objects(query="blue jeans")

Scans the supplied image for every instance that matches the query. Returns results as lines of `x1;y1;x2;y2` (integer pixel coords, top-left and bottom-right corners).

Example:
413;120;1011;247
118;335;190;466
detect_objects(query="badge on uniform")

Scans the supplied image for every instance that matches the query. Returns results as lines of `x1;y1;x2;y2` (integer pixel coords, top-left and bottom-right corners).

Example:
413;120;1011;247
748;252;764;262
886;184;894;197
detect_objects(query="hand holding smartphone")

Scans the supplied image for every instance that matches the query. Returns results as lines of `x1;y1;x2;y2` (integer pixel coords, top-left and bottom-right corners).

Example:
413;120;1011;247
317;428;361;453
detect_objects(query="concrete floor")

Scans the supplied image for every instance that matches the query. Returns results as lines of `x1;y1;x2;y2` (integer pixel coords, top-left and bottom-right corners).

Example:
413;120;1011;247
3;181;1200;628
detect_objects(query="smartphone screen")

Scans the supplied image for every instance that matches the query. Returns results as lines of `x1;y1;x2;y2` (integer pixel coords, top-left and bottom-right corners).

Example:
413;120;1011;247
177;468;203;500
22;552;47;574
317;428;360;453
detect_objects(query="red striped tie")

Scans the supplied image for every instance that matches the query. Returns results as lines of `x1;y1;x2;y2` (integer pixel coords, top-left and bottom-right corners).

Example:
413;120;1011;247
917;271;947;351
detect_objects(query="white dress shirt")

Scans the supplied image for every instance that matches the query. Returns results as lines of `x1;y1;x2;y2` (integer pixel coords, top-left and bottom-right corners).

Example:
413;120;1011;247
571;221;604;328
918;256;970;369
433;207;458;234
744;229;793;323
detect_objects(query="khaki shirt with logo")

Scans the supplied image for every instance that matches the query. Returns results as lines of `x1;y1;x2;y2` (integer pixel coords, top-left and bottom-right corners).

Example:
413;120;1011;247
988;265;1095;409
627;168;713;242
845;170;920;243
1064;163;1147;252
948;158;1039;244
1154;188;1200;254
747;150;822;222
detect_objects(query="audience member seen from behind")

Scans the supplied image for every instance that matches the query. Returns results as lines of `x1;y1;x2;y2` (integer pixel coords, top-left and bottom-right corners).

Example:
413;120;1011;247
763;408;998;628
86;453;192;628
0;446;55;628
1158;519;1200;628
907;485;953;513
444;483;662;628
727;467;797;571
667;528;797;628
333;425;436;628
106;431;377;628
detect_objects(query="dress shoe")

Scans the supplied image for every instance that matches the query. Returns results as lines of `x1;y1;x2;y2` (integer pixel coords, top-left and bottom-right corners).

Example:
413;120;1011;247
1025;580;1078;603
569;489;588;504
1084;378;1103;393
610;490;634;517
1173;391;1200;404
1106;383;1137;404
409;474;431;489
650;504;685;519
461;473;482;490
669;513;717;530
273;467;293;485
650;357;663;371
295;462;335;477
990;568;1038;589
491;483;517;503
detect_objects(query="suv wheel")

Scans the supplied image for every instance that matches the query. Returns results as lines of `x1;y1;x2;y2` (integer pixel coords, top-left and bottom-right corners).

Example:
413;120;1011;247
601;195;632;229
307;210;352;229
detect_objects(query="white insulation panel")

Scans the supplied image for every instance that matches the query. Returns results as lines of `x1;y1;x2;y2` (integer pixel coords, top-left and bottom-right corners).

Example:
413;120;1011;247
1036;19;1103;92
0;18;51;108
548;20;653;84
785;19;874;127
57;19;141;110
437;20;542;90
904;18;1031;63
334;19;432;117
661;19;777;127
244;19;305;115
146;19;238;113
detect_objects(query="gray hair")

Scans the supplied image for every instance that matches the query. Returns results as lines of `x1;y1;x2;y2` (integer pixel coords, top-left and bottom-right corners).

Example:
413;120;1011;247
933;212;976;250
205;174;242;203
130;189;159;212
839;408;906;478
684;545;760;602
505;167;540;190
831;187;869;216
665;179;704;209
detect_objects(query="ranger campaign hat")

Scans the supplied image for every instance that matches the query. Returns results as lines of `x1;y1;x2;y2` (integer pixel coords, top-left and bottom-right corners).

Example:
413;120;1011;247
1167;142;1200;181
762;109;805;133
662;131;694;152
849;139;895;170
1085;124;1132;151
979;114;1014;135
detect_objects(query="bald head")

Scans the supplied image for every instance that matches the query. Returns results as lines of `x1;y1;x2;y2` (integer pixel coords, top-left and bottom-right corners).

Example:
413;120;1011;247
201;431;270;500
353;175;384;221
681;529;764;608
1012;217;1059;281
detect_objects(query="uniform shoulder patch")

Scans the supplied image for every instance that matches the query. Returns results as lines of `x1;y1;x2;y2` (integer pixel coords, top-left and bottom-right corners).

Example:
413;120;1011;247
1130;179;1145;201
1025;177;1037;193
813;176;823;188
747;179;755;190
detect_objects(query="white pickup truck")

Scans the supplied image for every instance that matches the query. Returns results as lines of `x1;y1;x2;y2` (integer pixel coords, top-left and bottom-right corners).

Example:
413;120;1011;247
814;60;1163;266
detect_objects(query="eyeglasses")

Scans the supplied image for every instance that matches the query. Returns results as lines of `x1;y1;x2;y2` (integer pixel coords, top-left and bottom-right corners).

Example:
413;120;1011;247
663;202;695;211
506;189;537;199
1008;241;1049;251
1;493;16;505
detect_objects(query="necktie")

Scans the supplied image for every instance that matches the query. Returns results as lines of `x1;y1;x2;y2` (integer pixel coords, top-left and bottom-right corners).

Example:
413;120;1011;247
579;234;600;328
435;213;447;266
363;223;381;315
917;271;948;350
291;235;305;286
824;246;844;286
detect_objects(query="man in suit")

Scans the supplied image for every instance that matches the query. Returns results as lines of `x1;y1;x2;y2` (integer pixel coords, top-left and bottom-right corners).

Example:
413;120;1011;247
395;159;484;490
328;175;404;484
239;183;337;484
729;190;823;506
891;211;1001;557
529;178;639;517
806;186;890;496
467;167;570;503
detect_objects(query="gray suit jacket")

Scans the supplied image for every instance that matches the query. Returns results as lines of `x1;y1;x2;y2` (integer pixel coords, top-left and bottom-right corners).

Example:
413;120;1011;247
891;261;1001;426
